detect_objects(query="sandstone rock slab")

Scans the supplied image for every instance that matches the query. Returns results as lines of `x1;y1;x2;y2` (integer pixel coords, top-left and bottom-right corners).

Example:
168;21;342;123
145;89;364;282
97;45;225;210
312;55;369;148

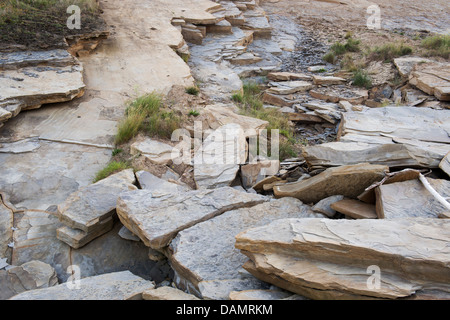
273;163;388;204
330;199;377;219
194;123;247;189
143;286;200;300
10;271;154;300
130;139;174;165
57;169;136;233
0;260;58;300
117;187;267;249
169;198;324;298
236;218;450;299
375;178;450;219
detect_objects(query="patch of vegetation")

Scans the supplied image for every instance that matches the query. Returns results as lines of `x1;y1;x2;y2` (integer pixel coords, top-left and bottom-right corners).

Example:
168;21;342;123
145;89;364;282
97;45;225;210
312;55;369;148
368;43;413;62
232;81;297;161
185;86;200;96
0;0;104;49
313;68;327;73
352;69;372;89
421;34;450;59
115;92;182;144
93;161;130;183
188;110;200;117
323;36;361;64
322;52;337;64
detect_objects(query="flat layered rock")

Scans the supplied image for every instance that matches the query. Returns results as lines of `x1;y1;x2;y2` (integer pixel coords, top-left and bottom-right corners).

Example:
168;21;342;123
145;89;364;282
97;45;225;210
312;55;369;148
273;163;388;204
330;199;377;219
0;49;85;126
236;218;450;299
310;87;368;104
56;217;115;249
143;286;200;300
339;107;450;145
302;141;446;169
57;169;136;233
169;198;324;297
267;81;314;95
117;187;267;249
409;61;450;101
312;75;345;85
267;72;311;81
10;271;155;300
240;160;280;189
0;260;58;300
392;56;433;77
375;178;450;219
242;252;418;300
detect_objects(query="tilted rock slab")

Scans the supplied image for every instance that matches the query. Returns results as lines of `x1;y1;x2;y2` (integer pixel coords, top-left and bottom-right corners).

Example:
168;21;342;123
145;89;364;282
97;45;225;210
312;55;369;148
273;163;388;204
117;187;267;249
375;178;450;219
168;198;325;299
0;260;58;300
57;169;136;233
10;271;154;300
236;218;450;299
194;123;247;189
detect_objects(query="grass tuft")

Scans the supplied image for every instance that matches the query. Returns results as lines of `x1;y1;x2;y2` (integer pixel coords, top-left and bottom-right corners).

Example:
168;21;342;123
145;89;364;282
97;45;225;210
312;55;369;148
421;34;450;59
369;43;413;62
185;86;200;96
352;69;372;89
93;161;130;182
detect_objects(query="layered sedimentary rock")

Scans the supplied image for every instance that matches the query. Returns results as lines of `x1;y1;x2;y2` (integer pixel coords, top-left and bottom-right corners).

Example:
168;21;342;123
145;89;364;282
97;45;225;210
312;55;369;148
273;163;388;203
117;186;267;249
0;49;86;127
10;271;155;300
169;198;324;299
236;218;450;299
0;260;58;300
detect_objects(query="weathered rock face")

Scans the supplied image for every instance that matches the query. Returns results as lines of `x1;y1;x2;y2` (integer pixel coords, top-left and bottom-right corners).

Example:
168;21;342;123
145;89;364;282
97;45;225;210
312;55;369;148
236;218;450;300
273;163;388;204
168;198;325;299
10;271;155;300
194;123;247;189
117;186;267;250
0;49;86;127
393;56;433;78
311;195;345;218
57;169;136;234
375;178;450;219
143;286;200;300
240;160;280;190
0;260;58;300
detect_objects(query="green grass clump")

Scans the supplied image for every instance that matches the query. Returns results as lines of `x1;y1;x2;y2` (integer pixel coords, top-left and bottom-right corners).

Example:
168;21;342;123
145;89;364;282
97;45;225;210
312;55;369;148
369;43;413;62
188;110;200;117
322;52;337;64
352;69;372;89
232;81;297;161
115;92;182;144
185;86;200;96
421;34;450;59
93;161;130;182
112;148;123;156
